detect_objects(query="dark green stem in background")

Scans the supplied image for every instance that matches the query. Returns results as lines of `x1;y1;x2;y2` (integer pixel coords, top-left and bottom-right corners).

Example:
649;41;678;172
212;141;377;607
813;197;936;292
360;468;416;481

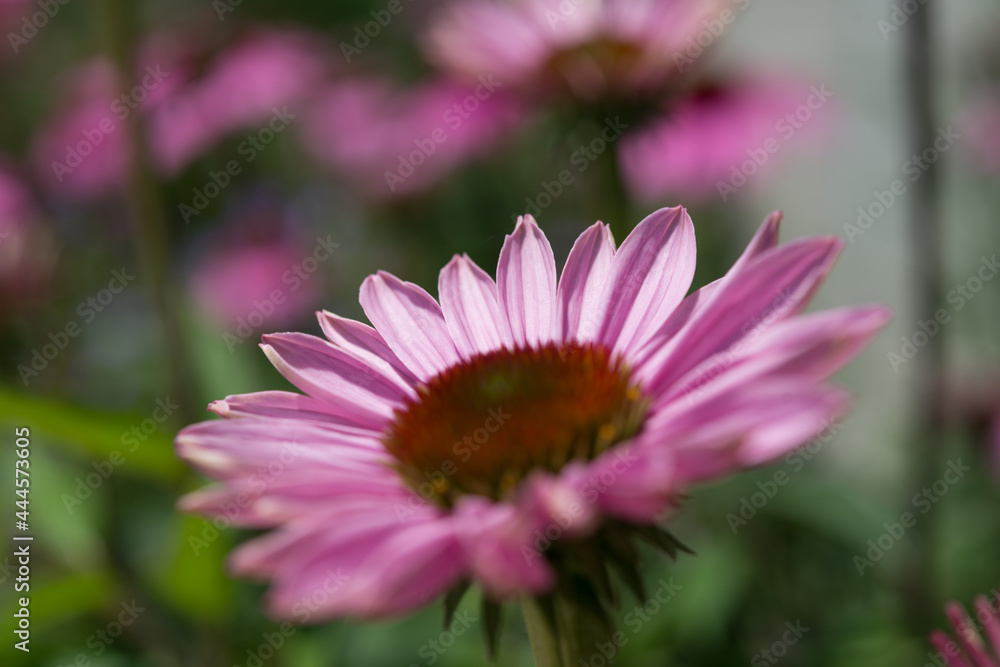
98;0;196;426
599;144;632;243
904;0;943;627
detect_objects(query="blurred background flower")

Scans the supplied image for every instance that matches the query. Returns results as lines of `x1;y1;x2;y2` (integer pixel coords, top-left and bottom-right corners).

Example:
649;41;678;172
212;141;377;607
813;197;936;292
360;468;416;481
0;160;56;316
301;77;524;198
186;195;321;333
31;26;330;199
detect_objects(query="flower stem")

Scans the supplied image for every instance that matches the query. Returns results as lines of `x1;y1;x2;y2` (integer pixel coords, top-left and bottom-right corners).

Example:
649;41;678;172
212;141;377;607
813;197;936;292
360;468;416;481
98;0;196;425
522;598;563;667
522;590;615;667
599;139;633;243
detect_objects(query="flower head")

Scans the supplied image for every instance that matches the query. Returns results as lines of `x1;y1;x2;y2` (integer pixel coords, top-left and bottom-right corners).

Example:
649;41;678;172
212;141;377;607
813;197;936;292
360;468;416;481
929;592;1000;667
426;0;726;102
619;80;831;202
176;206;887;625
300;78;523;197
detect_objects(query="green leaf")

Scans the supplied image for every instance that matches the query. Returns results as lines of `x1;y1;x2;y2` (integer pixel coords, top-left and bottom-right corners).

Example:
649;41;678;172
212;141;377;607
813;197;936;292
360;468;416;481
482;597;503;662
443;579;471;630
150;513;233;621
0;387;184;483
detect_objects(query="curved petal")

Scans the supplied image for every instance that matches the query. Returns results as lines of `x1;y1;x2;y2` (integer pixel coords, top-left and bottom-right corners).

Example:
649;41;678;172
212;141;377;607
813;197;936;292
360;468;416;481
208;390;384;434
175;419;390;482
268;513;465;620
179;471;409;527
231;502;434;579
646;381;850;484
454;496;554;598
261;333;406;425
945;602;996;667
634;211;783;361
439;254;511;357
497;215;557;347
640;235;842;393
664;305;891;405
360;271;462;382
975;594;1000;659
571;443;678;524
557;221;616;342
596;206;696;356
317;311;420;390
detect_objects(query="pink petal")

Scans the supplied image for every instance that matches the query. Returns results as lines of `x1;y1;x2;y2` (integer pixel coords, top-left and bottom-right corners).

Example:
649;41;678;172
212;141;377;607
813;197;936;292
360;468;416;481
976;595;1000;660
947;602;998;667
454;497;554;598
232;503;432;579
636;211;783;358
641;236;842;393
647;382;850;484
208;390;381;432
519;471;599;539
261;332;406;424
930;630;974;667
665;305;891;405
360;271;461;382
175;419;389;482
438;254;512;357
179;472;409;527
317;310;420;390
557;221;616;342
596;206;696;355
560;445;678;524
270;515;464;620
496;215;557;347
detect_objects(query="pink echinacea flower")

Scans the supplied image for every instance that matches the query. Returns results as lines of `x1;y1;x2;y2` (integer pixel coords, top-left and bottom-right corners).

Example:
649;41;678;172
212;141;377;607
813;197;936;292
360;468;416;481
176;206;888;633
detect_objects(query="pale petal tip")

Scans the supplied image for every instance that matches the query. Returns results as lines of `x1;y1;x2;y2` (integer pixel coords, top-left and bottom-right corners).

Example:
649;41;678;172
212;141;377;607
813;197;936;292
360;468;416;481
516;213;540;230
207;399;230;417
175;434;231;472
177;489;214;513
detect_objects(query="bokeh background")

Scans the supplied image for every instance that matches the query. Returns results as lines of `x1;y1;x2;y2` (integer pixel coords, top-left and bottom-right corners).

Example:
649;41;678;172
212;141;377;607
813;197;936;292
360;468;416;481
2;0;999;665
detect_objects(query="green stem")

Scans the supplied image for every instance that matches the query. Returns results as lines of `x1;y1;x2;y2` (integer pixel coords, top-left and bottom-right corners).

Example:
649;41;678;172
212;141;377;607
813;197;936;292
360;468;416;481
98;0;196;426
599;138;632;243
522;591;615;667
522;598;564;667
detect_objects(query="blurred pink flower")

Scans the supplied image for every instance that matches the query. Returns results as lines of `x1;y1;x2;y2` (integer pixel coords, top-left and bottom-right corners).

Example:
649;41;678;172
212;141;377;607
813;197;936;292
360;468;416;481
620;80;832;203
929;593;1000;667
301;78;524;197
426;0;727;102
188;208;322;333
960;90;1000;174
31;60;137;197
176;206;887;623
0;162;56;314
0;0;30;33
151;28;330;174
32;28;329;198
